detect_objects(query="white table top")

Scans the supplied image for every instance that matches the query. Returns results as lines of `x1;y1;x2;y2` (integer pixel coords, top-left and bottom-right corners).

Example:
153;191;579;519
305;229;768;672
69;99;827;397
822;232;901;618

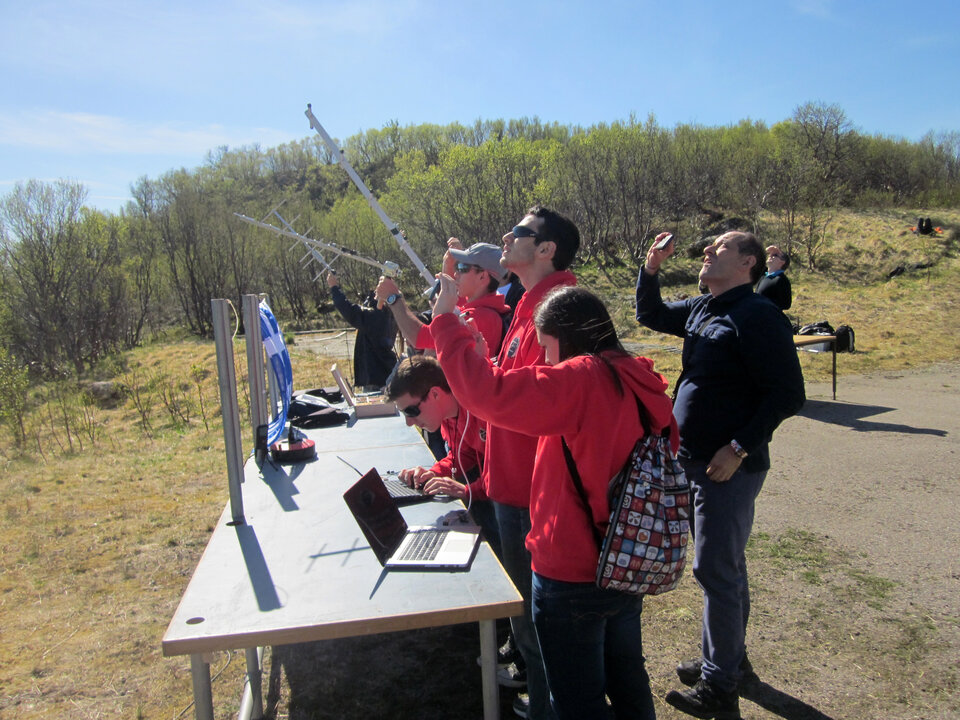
162;415;523;657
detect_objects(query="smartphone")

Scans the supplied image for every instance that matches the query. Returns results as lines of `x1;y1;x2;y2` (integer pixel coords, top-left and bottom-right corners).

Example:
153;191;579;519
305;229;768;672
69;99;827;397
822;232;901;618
654;234;674;251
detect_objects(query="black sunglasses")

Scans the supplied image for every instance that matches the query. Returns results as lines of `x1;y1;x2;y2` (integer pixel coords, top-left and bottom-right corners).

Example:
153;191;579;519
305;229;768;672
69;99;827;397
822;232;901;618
511;225;541;241
455;263;482;274
400;395;428;418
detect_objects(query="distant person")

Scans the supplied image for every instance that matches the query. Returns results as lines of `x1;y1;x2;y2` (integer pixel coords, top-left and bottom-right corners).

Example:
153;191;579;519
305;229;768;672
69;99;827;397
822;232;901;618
431;280;675;720
385;354;500;557
327;272;397;390
755;245;792;311
375;241;510;357
637;231;805;720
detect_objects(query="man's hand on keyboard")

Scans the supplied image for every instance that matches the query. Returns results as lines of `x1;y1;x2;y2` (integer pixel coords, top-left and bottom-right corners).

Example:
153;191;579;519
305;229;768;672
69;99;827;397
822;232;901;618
422;476;466;498
399;466;436;489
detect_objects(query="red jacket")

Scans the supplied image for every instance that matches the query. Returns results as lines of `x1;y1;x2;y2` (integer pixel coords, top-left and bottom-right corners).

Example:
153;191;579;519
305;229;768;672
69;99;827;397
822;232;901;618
430;409;485;491
434;314;677;582
433;271;575;508
415;292;509;358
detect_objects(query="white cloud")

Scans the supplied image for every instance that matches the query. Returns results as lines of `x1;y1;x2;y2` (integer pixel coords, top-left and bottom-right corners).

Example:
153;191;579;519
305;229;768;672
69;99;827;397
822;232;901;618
0;110;295;156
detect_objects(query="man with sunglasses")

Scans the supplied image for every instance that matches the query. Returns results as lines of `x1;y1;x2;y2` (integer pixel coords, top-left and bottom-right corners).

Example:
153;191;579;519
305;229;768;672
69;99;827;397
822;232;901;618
432;205;580;720
755;245;792;311
375;242;510;357
386;355;487;497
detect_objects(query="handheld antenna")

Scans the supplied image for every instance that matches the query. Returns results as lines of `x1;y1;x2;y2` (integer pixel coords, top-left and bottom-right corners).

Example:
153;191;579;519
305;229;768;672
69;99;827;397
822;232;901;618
304;104;435;287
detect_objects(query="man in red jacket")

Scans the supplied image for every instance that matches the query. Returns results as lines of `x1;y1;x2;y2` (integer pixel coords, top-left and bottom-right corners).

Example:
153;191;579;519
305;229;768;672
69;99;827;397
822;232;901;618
438;205;580;720
385;354;499;557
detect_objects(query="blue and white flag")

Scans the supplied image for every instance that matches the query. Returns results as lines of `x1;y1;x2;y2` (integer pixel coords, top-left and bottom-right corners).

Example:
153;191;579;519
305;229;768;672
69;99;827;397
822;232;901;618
259;299;293;446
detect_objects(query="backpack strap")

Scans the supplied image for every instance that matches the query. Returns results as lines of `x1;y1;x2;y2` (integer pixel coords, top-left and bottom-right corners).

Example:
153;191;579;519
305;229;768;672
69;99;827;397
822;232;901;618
560;437;603;549
561;391;663;549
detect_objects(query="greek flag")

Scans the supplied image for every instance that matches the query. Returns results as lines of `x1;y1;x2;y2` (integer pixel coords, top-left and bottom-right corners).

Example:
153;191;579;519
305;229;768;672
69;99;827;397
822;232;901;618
259;299;293;446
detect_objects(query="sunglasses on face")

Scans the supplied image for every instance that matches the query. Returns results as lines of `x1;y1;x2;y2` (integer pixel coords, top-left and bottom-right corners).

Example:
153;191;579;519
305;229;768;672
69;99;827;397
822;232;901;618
511;225;540;241
455;263;482;274
400;395;428;418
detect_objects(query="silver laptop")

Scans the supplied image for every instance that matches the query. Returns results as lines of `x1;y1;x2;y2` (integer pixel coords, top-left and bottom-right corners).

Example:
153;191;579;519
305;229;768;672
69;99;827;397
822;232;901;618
343;468;480;570
330;365;398;418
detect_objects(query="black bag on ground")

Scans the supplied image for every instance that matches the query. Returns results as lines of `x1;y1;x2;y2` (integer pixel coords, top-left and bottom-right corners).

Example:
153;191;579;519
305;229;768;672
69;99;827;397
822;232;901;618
834;325;855;353
799;320;834;336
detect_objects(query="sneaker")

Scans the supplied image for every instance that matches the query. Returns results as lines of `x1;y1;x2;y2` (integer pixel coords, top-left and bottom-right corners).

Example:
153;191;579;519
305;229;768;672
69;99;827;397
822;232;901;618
512;693;529;718
665;679;741;719
476;635;522;669
675;654;757;688
497;661;527;688
498;635;519;665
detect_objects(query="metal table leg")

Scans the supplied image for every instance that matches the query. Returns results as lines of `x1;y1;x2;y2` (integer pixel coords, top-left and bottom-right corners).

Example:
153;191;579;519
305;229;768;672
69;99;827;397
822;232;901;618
189;653;214;720
479;618;500;720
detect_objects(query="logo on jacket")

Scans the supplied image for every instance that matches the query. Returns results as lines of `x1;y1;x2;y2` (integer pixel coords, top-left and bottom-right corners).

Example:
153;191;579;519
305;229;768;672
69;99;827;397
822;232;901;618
507;337;520;358
479;427;486;442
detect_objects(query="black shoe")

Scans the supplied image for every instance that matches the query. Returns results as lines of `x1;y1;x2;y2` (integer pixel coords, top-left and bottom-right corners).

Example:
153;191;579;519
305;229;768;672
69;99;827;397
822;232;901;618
499;635;521;666
497;662;527;688
512;692;529;718
476;635;523;669
665;679;741;719
675;654;756;688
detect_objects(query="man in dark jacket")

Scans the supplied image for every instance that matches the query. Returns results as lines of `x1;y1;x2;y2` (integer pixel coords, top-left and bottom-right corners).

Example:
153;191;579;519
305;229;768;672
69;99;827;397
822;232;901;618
327;272;397;390
636;231;805;720
755;245;792;311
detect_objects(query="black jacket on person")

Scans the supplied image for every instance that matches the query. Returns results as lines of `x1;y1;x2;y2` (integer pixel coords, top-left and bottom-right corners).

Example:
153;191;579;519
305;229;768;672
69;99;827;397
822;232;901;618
755;271;792;311
636;270;805;472
331;286;398;388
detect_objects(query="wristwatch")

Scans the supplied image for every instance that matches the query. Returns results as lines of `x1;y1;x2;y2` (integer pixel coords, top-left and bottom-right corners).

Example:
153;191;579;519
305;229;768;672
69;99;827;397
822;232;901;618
729;439;748;459
385;293;401;306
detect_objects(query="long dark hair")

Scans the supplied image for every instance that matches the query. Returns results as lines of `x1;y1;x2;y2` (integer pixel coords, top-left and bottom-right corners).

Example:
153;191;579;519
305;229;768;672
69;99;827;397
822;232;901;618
534;286;627;392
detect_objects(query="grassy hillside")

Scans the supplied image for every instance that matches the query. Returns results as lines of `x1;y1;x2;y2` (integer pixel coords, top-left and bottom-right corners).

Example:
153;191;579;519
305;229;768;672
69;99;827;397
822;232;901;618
0;207;957;719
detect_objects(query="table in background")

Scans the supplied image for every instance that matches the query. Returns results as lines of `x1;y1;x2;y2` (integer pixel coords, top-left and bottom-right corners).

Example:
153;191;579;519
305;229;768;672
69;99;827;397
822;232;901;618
162;414;522;720
794;334;837;400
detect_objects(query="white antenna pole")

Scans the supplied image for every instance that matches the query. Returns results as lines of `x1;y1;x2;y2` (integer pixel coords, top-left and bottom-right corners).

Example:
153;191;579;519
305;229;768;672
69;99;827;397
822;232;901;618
304;104;435;287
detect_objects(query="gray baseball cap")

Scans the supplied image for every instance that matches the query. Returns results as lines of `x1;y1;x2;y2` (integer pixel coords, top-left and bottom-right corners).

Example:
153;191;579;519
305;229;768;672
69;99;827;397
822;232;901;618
448;243;507;281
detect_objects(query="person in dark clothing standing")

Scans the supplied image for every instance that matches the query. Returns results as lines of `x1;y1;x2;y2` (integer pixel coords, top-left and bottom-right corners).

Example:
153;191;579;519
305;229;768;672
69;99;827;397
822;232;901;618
636;231;805;720
755;245;792;311
327;272;397;390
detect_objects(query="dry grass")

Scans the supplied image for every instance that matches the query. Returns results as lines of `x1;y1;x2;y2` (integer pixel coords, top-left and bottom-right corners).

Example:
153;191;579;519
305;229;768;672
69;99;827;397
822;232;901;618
0;206;958;719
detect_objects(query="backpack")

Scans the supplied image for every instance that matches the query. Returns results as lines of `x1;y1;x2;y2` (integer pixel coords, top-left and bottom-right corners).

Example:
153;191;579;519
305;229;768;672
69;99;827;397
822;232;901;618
799;320;835;336
835;325;855;353
561;402;690;596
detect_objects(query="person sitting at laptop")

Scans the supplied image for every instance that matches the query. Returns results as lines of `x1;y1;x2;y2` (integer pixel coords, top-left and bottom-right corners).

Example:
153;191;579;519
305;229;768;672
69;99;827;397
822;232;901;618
429;278;676;720
385;354;499;557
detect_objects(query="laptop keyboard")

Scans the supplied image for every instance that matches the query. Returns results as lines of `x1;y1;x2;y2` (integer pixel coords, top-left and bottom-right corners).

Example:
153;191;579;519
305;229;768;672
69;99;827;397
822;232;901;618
384;480;425;499
398;529;448;561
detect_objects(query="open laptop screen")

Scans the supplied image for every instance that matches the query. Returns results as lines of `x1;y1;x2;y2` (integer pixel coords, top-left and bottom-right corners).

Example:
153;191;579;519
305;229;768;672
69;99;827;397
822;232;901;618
342;468;408;565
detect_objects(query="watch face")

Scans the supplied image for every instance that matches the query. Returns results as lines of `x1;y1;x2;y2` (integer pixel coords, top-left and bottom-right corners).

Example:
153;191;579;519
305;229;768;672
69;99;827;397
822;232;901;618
387;293;399;305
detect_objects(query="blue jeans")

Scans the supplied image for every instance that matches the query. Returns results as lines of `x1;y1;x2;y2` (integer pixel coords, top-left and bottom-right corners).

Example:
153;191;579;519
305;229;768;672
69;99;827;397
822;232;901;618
685;460;766;692
532;573;655;720
495;502;555;720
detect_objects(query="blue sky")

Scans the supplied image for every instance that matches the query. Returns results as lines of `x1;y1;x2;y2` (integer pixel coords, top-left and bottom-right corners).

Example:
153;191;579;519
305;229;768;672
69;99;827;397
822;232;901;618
1;0;958;214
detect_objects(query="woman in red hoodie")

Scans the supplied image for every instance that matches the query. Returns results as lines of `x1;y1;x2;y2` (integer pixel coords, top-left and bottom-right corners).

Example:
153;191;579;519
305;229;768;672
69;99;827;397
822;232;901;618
431;278;676;720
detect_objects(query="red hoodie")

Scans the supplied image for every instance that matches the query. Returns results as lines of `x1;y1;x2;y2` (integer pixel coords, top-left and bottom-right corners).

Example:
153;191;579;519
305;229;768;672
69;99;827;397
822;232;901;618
433;271;576;508
415;292;509;357
430;409;484;488
434;314;677;582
